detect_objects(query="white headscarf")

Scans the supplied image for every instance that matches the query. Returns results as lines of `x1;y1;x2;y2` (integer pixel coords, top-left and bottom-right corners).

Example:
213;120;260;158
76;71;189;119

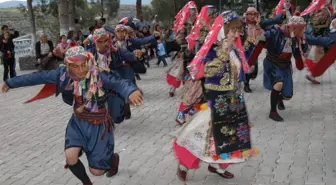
330;18;336;33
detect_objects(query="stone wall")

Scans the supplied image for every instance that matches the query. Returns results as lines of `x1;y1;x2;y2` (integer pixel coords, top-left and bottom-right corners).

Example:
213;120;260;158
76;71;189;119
18;56;37;70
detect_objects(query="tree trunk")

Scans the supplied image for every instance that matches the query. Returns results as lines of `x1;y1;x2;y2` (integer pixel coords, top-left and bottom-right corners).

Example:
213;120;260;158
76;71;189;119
57;0;69;35
101;0;104;18
68;0;76;31
172;0;177;15
136;0;143;21
27;0;36;45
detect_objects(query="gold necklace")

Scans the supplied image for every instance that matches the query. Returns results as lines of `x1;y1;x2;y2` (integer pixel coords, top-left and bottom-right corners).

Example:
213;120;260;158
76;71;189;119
216;49;229;61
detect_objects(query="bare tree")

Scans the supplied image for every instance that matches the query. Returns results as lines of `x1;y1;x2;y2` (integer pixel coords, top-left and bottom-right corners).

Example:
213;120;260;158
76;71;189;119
136;0;143;20
101;0;104;18
68;0;76;31
172;0;177;15
27;0;36;44
57;0;69;35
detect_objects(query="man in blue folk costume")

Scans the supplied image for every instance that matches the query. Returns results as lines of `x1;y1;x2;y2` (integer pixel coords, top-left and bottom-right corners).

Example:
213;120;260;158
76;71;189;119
242;5;286;93
92;28;139;123
117;18;160;81
113;24;158;119
0;46;144;185
302;1;335;84
263;16;307;122
304;15;336;80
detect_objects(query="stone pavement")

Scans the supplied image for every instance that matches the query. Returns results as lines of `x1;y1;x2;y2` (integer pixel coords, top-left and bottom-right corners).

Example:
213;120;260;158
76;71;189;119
1;54;336;185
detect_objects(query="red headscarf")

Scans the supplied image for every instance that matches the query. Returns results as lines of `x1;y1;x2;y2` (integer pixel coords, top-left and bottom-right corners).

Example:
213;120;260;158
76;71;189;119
188;11;249;80
186;5;212;50
173;1;198;32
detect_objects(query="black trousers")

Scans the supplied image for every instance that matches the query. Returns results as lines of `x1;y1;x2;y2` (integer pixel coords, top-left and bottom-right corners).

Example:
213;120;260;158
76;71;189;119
3;58;16;81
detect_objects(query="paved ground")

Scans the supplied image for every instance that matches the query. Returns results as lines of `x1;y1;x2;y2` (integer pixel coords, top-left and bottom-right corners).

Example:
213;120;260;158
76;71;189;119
1;53;336;185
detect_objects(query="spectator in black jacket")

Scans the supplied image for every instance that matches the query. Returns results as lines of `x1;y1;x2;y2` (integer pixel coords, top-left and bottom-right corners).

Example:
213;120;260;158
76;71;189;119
1;25;19;77
35;33;54;69
0;32;16;81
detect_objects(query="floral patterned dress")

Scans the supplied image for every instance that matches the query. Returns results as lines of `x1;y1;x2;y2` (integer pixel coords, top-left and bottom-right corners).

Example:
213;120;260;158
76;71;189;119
174;47;257;169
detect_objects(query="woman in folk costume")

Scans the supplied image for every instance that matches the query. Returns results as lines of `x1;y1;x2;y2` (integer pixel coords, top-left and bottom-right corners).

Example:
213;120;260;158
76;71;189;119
263;15;307;122
302;1;335;84
174;5;218;125
1;46;144;185
242;5;286;93
166;1;198;97
275;0;295;22
174;11;258;182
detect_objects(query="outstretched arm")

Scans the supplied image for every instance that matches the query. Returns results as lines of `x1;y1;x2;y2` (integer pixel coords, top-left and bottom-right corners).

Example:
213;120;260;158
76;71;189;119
305;34;335;48
100;71;138;100
4;67;63;89
129;35;157;46
260;14;285;29
118;48;137;63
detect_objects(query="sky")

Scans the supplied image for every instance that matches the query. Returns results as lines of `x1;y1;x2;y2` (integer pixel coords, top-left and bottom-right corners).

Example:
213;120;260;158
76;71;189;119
0;0;152;4
0;0;22;2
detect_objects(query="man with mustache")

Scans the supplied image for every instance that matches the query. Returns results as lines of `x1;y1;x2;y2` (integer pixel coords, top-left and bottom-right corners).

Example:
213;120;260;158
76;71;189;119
0;46;143;185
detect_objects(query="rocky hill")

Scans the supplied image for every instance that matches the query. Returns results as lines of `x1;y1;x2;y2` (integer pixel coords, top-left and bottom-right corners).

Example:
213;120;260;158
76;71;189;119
117;4;136;19
0;8;30;35
0;4;139;32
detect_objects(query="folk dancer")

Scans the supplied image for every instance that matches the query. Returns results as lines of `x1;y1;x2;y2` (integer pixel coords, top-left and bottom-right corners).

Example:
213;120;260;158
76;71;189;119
263;16;307;121
0;46;144;185
242;5;286;93
175;10;258;182
302;1;334;84
175;5;218;125
166;1;198;97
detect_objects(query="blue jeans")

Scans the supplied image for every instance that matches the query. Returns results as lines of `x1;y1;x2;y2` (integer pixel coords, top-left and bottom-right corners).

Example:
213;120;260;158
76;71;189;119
157;55;167;66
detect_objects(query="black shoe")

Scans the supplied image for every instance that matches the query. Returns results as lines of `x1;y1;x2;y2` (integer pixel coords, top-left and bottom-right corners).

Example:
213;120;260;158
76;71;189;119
244;84;252;93
269;111;284;122
106;153;119;178
208;165;234;179
145;61;150;68
135;74;141;80
277;101;285;110
124;104;131;119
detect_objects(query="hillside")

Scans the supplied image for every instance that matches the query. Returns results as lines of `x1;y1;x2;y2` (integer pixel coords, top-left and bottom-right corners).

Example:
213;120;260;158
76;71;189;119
0;1;37;8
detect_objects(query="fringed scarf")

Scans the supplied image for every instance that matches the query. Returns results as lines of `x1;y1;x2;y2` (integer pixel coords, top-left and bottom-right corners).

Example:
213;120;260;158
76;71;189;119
93;28;114;71
62;46;107;113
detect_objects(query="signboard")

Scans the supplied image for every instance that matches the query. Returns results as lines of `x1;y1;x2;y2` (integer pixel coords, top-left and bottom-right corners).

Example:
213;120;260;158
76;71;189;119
13;34;35;58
